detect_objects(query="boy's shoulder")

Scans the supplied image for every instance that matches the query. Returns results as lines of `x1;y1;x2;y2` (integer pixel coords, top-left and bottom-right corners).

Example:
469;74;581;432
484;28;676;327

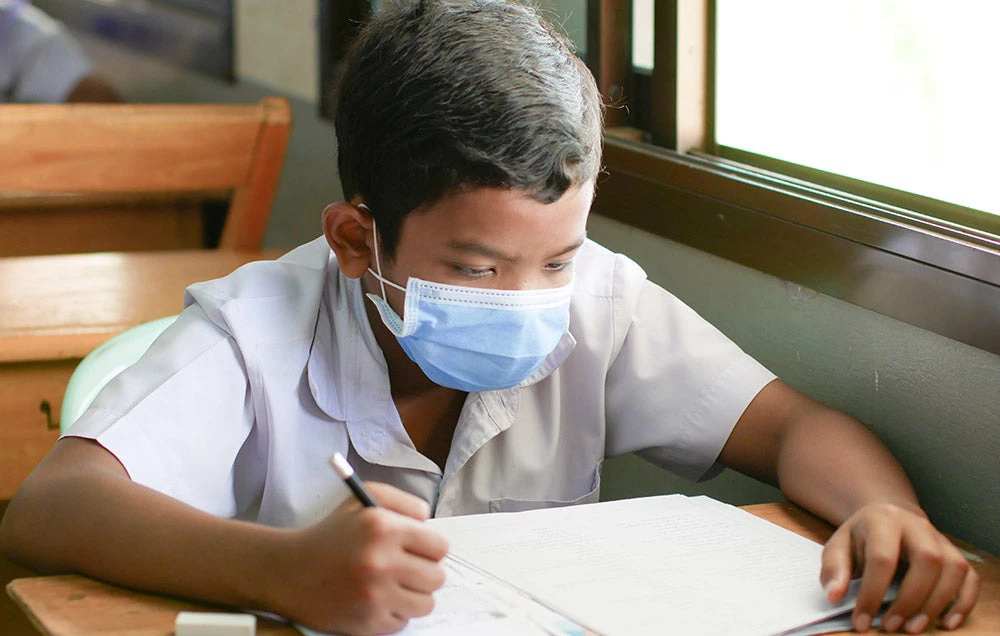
185;237;330;303
574;238;647;300
182;237;333;342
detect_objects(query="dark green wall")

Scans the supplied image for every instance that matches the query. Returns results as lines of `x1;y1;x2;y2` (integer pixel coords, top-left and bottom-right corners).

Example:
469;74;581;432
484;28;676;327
590;215;999;555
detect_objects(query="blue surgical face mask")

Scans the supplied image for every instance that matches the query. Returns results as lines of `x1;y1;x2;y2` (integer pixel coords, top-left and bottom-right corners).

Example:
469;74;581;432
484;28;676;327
362;218;573;392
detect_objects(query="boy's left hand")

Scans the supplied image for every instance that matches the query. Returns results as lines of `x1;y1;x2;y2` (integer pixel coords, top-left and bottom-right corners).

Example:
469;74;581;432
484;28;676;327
820;503;980;633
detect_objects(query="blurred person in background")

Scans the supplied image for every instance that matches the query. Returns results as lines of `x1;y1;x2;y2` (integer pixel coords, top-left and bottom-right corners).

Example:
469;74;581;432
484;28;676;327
1;0;119;102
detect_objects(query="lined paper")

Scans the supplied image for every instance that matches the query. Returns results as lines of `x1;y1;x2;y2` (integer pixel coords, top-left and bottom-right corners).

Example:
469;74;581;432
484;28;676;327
430;495;876;636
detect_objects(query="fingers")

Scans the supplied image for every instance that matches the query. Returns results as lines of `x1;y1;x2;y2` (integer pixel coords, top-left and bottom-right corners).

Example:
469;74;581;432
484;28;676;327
353;505;447;591
941;566;981;631
347;522;443;633
364;482;431;521
391;583;437;619
352;507;447;566
359;585;436;633
820;526;854;603
851;520;902;632
352;483;449;560
401;522;450;562
832;505;981;634
888;536;968;632
391;542;448;594
879;527;946;632
360;546;441;632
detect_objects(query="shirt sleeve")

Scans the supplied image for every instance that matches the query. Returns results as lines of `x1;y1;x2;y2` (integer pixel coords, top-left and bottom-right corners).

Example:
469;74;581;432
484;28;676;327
63;304;260;518
605;280;777;481
5;5;93;103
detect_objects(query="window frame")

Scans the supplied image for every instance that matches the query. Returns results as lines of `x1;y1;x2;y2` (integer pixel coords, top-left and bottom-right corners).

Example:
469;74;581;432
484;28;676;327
318;0;371;121
590;0;1000;355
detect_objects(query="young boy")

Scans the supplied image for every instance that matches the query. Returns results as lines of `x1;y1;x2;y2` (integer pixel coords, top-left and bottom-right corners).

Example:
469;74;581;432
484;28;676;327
0;2;979;635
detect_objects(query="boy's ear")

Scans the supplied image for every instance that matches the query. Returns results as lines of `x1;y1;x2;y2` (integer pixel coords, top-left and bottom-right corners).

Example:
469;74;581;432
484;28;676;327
322;202;374;279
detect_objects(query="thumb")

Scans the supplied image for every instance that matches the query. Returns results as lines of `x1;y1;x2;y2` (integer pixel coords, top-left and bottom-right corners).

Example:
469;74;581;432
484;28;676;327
820;526;855;603
364;481;432;521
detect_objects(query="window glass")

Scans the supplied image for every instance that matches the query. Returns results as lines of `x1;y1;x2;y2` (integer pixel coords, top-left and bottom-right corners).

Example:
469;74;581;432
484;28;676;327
632;0;654;70
716;0;1000;215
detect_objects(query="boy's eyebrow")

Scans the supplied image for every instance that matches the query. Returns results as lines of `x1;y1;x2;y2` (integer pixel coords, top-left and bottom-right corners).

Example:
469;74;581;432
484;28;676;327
447;235;587;262
447;240;516;261
546;235;587;260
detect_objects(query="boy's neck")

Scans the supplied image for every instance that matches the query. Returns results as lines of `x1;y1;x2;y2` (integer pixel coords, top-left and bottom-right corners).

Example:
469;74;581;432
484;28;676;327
360;289;466;470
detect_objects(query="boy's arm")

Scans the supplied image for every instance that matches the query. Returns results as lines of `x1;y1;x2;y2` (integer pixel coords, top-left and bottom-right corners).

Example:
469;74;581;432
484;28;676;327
0;438;447;635
720;379;980;633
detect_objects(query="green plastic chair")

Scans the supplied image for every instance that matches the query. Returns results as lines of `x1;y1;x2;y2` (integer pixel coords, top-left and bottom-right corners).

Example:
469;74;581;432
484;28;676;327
60;315;179;433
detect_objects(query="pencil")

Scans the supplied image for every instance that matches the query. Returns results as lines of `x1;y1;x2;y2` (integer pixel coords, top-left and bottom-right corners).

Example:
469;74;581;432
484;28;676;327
330;452;379;507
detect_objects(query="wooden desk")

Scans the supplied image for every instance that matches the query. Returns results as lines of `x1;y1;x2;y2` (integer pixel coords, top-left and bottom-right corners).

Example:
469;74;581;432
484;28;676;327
0;249;284;499
6;503;1000;635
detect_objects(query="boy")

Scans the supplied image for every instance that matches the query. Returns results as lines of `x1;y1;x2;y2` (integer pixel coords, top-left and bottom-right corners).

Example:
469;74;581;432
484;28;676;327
0;2;979;634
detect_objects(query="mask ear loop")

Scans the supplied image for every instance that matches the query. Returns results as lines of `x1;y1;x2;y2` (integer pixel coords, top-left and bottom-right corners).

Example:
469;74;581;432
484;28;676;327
358;203;388;301
358;203;404;299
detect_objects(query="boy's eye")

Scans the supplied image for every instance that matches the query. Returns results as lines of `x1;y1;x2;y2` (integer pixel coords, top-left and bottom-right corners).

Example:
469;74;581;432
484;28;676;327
545;261;573;272
454;265;494;278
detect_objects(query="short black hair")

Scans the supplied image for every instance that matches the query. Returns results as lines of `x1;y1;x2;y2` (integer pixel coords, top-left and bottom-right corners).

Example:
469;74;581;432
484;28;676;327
335;0;604;259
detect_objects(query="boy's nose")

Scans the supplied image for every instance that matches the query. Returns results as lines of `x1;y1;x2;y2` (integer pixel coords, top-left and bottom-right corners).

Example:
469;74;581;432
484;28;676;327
502;274;557;291
512;277;534;291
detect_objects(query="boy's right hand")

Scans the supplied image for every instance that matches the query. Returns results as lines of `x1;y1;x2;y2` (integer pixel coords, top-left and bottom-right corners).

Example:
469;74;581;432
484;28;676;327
270;482;449;635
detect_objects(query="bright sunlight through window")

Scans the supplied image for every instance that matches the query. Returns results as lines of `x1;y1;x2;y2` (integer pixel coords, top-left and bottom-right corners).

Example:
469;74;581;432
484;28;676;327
716;0;1000;215
632;0;654;71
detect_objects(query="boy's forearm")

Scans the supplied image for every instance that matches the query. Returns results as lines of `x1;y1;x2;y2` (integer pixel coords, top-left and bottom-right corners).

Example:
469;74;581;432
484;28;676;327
776;407;924;526
1;459;286;612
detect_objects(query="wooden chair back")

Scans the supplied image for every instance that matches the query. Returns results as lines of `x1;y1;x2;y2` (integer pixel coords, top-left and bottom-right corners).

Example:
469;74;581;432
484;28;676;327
0;97;291;252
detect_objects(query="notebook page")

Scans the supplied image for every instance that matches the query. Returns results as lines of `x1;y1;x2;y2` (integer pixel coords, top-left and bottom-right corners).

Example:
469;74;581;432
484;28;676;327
429;495;864;636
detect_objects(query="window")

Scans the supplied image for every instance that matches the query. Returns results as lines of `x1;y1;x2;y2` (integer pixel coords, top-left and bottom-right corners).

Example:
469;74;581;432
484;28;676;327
586;0;1000;354
715;0;999;218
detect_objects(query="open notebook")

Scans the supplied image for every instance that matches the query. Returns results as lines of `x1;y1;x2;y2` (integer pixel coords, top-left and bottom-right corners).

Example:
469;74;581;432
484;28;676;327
300;495;894;636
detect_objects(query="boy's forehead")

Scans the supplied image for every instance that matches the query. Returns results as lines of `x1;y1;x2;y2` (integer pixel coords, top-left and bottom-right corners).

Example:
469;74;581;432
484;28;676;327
397;183;592;253
418;182;594;217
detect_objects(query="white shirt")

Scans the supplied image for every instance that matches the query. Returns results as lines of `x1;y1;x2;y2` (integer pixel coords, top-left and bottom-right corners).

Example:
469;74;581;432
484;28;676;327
66;237;776;525
0;1;92;103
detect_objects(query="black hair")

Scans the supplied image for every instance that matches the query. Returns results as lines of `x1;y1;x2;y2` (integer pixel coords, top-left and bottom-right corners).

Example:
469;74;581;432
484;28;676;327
335;0;604;259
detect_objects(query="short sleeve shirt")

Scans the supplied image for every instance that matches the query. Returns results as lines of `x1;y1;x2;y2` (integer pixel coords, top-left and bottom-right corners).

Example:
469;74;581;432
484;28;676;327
0;2;93;103
65;237;776;526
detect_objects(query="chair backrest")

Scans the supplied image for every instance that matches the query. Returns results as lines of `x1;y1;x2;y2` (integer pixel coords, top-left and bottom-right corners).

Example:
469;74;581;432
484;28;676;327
60;315;179;433
0;98;291;251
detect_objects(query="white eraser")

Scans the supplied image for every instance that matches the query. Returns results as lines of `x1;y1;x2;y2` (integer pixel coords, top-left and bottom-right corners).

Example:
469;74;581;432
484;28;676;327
175;611;256;636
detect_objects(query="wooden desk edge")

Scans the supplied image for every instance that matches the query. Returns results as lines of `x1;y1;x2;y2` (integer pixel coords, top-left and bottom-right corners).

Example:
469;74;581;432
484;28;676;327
5;579;50;636
6;576;299;635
